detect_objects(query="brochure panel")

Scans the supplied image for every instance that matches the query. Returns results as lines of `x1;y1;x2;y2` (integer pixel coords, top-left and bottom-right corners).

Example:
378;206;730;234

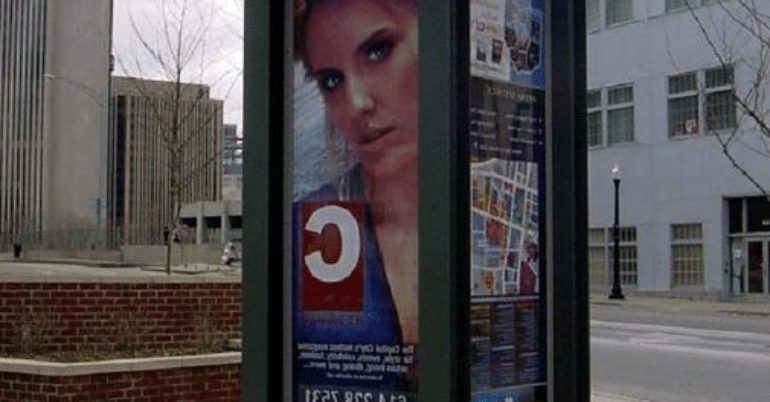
470;0;547;401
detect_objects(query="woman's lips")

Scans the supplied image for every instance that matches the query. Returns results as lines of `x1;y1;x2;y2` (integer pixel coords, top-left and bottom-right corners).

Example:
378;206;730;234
356;125;417;178
360;126;395;147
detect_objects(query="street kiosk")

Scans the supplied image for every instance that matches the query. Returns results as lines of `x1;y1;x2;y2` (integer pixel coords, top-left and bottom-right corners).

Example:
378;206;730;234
243;1;588;401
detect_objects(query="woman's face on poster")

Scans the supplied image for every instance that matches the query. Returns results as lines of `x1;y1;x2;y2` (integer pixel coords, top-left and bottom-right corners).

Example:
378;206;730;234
304;0;418;182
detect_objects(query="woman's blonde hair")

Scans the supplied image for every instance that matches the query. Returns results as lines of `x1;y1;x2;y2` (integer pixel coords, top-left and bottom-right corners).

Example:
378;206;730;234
293;0;418;68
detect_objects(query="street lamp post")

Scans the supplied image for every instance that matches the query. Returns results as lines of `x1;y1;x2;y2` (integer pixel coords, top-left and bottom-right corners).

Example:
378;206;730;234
609;164;625;300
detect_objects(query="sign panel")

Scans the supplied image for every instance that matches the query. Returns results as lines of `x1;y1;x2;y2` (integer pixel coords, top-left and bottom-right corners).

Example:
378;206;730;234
291;1;419;401
469;0;547;401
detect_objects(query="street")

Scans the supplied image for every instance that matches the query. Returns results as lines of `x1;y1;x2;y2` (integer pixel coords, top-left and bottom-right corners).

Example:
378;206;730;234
591;298;770;402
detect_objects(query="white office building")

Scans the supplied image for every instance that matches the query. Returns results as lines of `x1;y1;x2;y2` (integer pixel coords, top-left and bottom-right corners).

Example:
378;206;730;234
587;0;770;298
0;0;112;249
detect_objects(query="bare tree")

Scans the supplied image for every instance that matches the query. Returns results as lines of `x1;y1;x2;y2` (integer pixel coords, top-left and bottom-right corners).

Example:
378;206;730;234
116;0;240;273
681;0;770;197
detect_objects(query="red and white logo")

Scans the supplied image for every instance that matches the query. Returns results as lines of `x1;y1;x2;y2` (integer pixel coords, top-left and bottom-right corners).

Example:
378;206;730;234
300;202;365;311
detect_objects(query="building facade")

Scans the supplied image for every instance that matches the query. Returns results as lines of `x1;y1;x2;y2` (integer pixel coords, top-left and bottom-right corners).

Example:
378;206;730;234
222;123;242;201
110;77;223;245
0;0;112;249
588;0;770;298
223;123;242;176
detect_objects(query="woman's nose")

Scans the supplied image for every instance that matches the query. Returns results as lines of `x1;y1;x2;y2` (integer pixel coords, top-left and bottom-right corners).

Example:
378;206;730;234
348;76;375;114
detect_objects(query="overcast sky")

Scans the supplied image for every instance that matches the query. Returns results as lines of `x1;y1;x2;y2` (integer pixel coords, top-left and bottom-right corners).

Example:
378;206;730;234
112;0;244;131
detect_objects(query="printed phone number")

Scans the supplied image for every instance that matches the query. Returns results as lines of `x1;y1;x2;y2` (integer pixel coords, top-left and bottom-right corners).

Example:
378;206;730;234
303;389;409;402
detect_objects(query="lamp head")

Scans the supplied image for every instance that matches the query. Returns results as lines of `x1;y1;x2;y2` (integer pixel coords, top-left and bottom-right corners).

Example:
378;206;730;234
611;164;621;181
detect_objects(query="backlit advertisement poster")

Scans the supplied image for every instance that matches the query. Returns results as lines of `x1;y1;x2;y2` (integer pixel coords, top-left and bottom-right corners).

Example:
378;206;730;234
291;1;419;401
470;0;547;401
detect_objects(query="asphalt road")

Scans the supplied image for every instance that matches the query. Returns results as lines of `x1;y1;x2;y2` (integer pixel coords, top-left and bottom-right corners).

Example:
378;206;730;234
591;302;770;402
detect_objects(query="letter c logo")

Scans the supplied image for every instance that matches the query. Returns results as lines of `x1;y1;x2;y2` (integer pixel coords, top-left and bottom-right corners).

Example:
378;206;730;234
304;205;361;283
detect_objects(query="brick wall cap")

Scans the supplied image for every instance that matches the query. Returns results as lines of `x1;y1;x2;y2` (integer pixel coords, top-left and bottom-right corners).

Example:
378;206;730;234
0;275;240;284
0;352;241;376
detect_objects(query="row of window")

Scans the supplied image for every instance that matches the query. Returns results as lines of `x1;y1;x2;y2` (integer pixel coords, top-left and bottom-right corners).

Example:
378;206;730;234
587;65;736;147
588;0;722;32
589;223;704;289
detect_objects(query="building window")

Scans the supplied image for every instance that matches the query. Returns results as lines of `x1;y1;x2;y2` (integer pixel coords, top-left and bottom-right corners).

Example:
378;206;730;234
729;197;770;234
671;223;704;287
587;89;603;147
588;85;635;148
668;72;699;137
705;66;736;131
666;0;720;13
589;228;608;289
746;196;770;233
665;0;690;12
606;0;633;26
617;226;638;286
607;84;634;145
588;226;638;288
587;0;601;32
668;66;736;138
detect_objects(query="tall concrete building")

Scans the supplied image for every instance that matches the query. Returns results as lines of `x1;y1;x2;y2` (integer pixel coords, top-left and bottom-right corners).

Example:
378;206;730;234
222;123;242;201
588;0;770;298
110;77;223;245
0;0;112;248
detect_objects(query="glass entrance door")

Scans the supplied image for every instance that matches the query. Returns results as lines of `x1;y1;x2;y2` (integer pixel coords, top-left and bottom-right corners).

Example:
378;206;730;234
746;241;768;294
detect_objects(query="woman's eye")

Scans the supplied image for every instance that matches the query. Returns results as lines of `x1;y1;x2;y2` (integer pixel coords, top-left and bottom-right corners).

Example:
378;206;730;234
366;41;392;62
317;72;343;93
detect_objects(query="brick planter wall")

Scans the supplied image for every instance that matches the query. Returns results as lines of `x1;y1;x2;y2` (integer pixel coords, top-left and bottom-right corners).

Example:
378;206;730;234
0;281;241;355
0;357;240;402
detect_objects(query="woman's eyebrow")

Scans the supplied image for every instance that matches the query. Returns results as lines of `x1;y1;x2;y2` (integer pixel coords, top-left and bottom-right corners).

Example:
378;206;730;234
356;28;394;54
310;68;335;79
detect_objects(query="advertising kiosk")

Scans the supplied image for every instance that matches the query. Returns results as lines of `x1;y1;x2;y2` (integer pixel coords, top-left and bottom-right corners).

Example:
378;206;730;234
243;1;588;401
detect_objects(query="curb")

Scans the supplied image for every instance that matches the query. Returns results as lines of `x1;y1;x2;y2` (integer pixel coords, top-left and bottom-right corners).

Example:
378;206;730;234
0;352;241;377
592;391;650;402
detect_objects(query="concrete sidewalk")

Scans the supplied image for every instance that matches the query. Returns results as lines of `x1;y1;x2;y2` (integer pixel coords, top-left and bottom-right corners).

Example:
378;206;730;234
590;292;770;316
0;260;240;281
592;391;649;402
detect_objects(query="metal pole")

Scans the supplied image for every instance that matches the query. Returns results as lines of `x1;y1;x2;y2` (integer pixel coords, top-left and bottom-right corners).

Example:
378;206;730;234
550;0;590;399
609;177;624;299
243;0;286;400
419;0;469;401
